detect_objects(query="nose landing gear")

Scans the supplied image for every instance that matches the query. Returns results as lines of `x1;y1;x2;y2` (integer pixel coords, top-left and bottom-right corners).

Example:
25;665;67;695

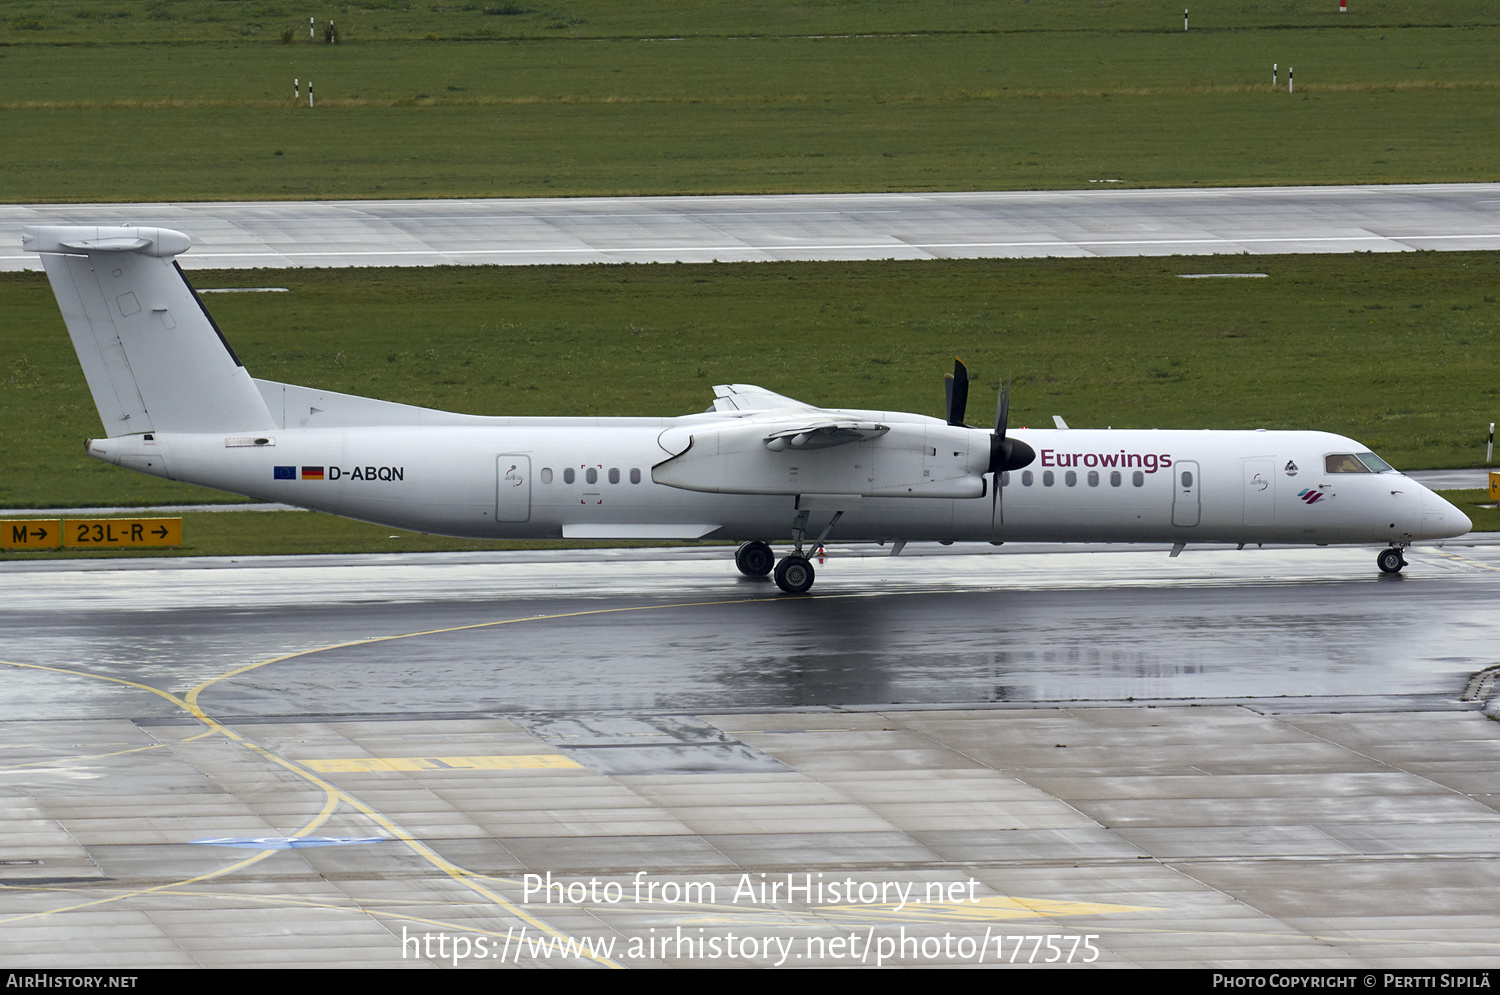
1377;546;1408;574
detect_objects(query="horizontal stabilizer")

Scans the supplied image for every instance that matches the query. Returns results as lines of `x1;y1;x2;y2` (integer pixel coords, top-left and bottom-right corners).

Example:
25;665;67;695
22;226;192;258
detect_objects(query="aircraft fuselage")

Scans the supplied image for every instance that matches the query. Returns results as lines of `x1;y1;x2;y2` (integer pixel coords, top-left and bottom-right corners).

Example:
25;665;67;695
85;422;1463;548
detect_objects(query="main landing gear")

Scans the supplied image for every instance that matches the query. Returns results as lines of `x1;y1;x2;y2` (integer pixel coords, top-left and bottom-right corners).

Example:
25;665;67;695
1377;546;1408;575
734;541;774;577
735;540;816;594
736;508;845;595
773;554;815;595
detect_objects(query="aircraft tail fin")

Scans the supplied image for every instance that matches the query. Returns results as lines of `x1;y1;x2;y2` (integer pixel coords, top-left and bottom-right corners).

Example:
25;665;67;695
23;225;275;435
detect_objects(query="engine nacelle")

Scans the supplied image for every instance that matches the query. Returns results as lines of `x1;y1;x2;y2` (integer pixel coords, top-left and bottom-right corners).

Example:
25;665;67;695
653;422;988;498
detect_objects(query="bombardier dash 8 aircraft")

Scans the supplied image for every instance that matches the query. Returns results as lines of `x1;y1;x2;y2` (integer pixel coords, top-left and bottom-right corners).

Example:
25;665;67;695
25;225;1470;593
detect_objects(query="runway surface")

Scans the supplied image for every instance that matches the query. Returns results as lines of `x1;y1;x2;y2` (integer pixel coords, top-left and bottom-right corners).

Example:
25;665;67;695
2;543;1497;968
6;183;1500;270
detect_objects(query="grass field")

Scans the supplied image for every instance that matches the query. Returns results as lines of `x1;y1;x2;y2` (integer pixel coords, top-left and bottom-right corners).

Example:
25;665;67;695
5;251;1496;512
3;1;1497;557
3;2;1500;198
10;1;1500;43
9;1;1500;44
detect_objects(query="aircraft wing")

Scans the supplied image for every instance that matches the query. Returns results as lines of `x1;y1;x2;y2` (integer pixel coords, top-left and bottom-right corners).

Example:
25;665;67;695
711;383;816;413
654;416;986;499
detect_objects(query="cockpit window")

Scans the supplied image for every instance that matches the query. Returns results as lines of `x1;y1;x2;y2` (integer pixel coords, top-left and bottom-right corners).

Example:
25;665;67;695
1325;453;1370;473
1356;451;1394;472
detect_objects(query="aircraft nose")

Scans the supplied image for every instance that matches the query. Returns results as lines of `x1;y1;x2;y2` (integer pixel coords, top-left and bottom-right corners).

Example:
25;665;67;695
1419;485;1471;538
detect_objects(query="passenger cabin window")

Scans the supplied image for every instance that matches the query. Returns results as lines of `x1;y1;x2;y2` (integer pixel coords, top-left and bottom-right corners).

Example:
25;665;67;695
1065;470;1077;487
586;467;598;484
1022;470;1034;486
1132;470;1144;487
608;467;620;484
1042;470;1054;487
1325;453;1370;474
541;467;553;484
1181;470;1194;488
1087;470;1099;487
1110;470;1122;487
630;468;642;484
563;467;575;484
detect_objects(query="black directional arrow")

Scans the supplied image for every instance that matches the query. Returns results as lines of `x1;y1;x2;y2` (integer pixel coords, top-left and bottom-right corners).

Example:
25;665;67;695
152;526;169;539
32;527;48;541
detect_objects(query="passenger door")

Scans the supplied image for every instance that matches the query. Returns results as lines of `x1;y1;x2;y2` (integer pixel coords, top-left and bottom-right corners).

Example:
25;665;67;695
1172;460;1201;527
496;455;531;522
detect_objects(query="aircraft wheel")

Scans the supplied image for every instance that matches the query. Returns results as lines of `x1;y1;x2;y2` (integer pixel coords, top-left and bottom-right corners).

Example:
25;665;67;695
773;555;815;594
1377;548;1406;574
735;541;775;577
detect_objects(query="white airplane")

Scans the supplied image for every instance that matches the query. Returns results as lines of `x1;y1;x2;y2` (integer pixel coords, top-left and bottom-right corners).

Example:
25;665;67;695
25;225;1471;593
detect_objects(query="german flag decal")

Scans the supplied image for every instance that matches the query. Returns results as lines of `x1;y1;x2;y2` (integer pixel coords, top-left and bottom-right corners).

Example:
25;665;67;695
301;466;326;480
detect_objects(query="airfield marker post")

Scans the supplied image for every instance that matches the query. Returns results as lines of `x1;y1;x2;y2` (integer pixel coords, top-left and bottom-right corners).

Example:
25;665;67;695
1289;67;1294;93
310;16;314;41
1488;422;1494;464
294;78;299;101
1273;64;1277;88
309;81;314;108
1184;9;1189;31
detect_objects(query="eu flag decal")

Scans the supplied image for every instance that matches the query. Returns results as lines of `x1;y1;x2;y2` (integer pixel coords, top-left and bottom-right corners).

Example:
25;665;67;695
273;466;296;480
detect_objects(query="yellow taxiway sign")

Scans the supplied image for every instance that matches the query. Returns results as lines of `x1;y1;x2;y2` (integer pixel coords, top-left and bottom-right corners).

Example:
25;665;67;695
2;518;183;550
2;520;62;549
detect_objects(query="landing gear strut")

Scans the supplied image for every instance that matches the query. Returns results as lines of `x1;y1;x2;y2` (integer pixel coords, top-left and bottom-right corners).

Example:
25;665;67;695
768;508;843;594
735;541;774;577
1377;546;1408;574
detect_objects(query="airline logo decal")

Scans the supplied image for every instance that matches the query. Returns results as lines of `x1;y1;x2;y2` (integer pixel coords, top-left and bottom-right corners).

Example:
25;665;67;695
1297;488;1330;505
274;465;405;481
1039;449;1173;473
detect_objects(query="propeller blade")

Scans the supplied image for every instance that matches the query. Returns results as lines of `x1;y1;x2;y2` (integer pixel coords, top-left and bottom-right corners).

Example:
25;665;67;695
991;378;1006;528
944;357;969;427
988;378;1036;475
992;464;1002;527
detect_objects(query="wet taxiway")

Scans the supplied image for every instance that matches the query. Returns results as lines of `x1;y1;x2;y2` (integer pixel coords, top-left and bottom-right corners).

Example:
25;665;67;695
1;543;1497;968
